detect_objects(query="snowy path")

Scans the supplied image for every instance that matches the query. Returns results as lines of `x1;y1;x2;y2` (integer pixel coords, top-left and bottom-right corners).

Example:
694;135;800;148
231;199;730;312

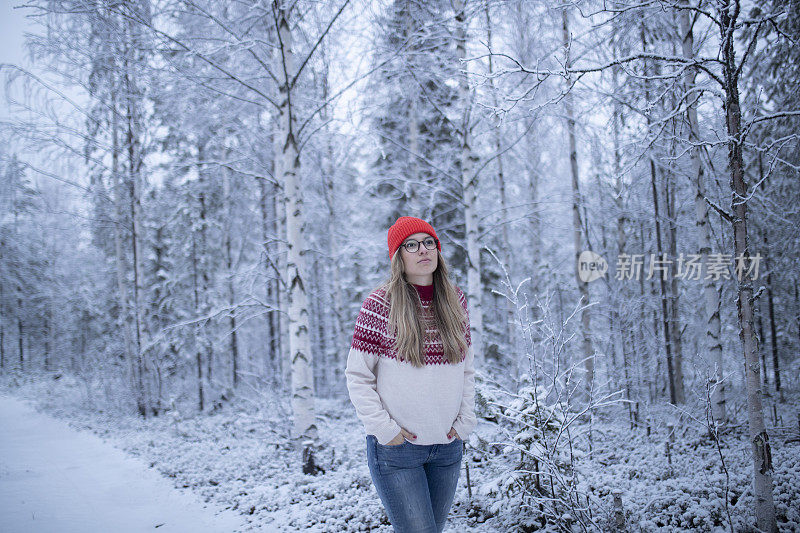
0;394;245;533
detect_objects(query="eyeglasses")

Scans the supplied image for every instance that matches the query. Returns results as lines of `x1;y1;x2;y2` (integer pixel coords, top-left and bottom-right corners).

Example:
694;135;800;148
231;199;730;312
401;237;438;253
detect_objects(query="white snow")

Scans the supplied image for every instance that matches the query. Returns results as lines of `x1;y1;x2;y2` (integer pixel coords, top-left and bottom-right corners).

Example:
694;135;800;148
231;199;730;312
0;394;245;533
1;375;797;532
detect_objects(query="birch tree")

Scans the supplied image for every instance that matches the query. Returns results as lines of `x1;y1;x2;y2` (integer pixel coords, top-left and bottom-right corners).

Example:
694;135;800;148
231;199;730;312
561;7;595;391
273;1;315;440
678;0;725;423
717;2;776;528
483;2;796;522
124;0;352;440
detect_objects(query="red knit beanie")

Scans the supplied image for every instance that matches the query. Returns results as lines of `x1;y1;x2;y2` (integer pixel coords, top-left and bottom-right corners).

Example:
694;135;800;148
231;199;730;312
388;216;441;260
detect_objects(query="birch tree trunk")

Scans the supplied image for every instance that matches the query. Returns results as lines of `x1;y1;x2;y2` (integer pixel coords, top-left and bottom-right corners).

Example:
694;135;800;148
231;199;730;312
717;3;777;530
268;21;292;397
562;8;594;389
455;0;483;367
275;0;316;441
679;2;725;422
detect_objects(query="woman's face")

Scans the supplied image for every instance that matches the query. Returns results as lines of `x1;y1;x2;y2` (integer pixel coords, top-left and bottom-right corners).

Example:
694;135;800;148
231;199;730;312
399;232;438;284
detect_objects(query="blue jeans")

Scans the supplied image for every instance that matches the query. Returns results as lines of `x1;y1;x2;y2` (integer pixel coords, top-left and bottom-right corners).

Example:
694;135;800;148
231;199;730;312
366;434;462;533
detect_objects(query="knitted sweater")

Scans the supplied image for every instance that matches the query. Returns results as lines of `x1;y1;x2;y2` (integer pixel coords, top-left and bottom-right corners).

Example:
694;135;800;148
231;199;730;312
345;282;476;445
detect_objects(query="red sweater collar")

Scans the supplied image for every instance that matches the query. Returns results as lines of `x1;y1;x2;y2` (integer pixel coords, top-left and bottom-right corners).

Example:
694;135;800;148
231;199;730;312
411;282;434;301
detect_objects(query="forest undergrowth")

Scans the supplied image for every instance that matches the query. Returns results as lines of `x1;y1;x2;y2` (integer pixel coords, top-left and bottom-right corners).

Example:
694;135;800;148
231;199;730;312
1;372;798;532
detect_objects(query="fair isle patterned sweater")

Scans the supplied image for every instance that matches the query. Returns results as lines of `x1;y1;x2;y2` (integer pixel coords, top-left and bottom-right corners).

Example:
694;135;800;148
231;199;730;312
345;282;476;445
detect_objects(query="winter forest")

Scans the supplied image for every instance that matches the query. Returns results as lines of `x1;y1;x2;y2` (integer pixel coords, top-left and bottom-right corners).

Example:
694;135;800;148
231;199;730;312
0;0;799;531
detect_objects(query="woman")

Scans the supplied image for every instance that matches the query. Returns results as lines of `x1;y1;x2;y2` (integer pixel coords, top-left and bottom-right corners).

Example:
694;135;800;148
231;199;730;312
345;216;477;533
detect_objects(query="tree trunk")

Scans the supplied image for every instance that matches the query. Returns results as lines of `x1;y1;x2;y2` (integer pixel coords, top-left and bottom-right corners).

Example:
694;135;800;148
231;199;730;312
756;298;768;388
562;8;594;390
110;87;140;415
223;164;239;389
152;226;168;413
191;230;204;412
126;101;148;417
257;109;283;387
611;33;634;419
484;2;514;354
762;232;781;400
717;3;777;530
0;275;4;370
795;282;800;361
404;5;419;203
456;0;484;367
124;16;150;417
666;171;685;403
757;153;782;401
526;125;543;313
679;2;725;421
258;175;282;386
320;54;346;394
641;23;676;404
196;141;213;404
276;0;316;441
45;288;56;372
275;167;290;393
17;310;23;370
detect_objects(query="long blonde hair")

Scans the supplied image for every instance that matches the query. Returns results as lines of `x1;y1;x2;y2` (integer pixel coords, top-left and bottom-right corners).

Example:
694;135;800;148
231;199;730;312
375;249;469;367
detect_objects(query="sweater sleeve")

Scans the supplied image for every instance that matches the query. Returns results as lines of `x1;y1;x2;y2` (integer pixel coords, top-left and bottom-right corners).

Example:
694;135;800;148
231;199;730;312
345;292;401;445
452;287;477;440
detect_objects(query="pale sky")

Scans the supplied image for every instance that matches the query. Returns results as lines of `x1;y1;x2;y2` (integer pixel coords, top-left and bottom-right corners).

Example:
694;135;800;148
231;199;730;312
0;1;85;200
1;1;36;120
0;2;29;65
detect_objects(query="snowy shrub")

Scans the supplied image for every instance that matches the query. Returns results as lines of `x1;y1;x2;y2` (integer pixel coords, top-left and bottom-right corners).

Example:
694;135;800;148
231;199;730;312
479;377;604;531
472;259;614;531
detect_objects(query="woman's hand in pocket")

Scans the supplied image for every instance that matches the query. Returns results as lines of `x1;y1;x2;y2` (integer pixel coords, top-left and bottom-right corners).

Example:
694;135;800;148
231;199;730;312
387;427;416;446
447;427;461;441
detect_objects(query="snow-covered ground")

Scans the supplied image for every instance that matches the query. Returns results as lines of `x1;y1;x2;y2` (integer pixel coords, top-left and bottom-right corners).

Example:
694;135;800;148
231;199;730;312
0;394;245;533
0;373;798;532
0;374;485;532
